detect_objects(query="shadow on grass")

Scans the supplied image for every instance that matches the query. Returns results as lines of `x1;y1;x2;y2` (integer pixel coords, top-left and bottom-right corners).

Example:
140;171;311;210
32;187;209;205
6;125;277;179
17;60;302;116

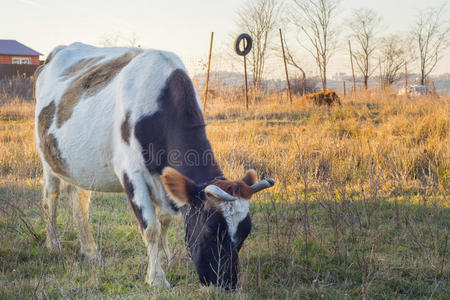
0;182;448;299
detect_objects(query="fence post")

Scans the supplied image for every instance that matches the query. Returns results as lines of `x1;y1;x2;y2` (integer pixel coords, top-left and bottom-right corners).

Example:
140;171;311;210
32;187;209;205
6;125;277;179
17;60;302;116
404;62;408;99
432;81;437;97
234;34;252;110
348;40;356;98
279;29;292;105
244;52;249;110
203;32;214;112
379;57;383;93
343;81;346;97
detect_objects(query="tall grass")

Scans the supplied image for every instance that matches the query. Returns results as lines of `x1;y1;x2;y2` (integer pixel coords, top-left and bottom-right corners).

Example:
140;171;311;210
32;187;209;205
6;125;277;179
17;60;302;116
0;93;448;299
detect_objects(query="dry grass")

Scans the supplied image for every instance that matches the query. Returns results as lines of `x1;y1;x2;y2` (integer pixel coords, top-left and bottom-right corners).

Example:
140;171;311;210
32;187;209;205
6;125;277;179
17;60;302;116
0;93;449;299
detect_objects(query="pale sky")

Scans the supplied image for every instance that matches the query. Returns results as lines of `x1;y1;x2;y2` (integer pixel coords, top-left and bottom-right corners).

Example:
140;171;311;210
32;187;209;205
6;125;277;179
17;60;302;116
1;0;449;77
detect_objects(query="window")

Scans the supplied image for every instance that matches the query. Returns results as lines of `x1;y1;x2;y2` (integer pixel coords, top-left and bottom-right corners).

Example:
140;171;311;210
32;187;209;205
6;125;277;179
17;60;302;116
12;57;31;64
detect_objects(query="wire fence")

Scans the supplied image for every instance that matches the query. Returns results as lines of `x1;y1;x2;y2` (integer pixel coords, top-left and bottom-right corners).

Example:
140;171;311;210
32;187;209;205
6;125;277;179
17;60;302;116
180;50;414;106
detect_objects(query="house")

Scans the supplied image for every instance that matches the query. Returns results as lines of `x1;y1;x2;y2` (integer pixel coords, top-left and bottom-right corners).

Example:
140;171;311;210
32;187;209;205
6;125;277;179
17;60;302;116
0;40;42;65
0;40;42;79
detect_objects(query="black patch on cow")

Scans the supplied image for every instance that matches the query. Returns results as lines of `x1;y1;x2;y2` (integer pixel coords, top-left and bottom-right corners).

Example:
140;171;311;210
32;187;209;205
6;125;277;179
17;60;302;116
134;69;222;184
121;111;131;145
123;172;147;230
233;214;252;252
168;198;180;212
181;202;239;290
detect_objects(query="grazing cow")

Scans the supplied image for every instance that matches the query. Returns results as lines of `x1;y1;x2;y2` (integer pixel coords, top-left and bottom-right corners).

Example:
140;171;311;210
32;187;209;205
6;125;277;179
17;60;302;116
306;91;341;106
35;43;275;289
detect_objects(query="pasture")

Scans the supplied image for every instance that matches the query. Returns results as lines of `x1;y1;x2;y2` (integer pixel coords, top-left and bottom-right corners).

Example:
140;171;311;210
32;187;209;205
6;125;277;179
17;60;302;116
0;94;449;299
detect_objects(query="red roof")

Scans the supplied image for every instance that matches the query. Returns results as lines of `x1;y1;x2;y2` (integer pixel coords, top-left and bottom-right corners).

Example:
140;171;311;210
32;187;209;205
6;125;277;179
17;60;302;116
0;40;42;56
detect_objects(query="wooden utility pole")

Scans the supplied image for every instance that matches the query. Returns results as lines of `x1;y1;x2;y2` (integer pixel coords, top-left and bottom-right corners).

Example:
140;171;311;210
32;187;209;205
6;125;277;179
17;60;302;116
404;62;408;98
432;81;437;97
379;57;383;92
348;40;356;97
203;32;214;112
279;29;292;104
243;44;249;110
234;33;252;110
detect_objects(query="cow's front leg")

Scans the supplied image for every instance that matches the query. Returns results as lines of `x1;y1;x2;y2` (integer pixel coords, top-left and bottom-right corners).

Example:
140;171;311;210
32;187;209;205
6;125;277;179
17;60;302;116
159;213;172;262
122;172;170;288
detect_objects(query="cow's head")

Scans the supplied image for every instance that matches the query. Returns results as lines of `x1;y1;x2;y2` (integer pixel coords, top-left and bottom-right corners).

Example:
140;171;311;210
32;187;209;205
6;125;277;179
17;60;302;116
161;167;275;290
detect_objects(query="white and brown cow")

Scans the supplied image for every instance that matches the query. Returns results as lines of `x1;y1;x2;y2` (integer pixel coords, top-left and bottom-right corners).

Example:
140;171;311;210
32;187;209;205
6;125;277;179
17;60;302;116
35;43;274;289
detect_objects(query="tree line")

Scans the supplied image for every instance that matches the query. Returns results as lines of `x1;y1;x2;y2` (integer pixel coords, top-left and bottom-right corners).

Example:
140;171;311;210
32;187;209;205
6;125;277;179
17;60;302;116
234;0;450;92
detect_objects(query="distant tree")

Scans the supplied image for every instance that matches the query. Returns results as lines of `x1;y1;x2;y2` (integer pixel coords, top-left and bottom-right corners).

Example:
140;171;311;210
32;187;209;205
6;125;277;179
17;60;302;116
126;33;141;48
278;25;308;95
235;0;282;90
98;32;141;48
379;35;407;86
290;0;340;92
347;8;382;90
411;5;450;85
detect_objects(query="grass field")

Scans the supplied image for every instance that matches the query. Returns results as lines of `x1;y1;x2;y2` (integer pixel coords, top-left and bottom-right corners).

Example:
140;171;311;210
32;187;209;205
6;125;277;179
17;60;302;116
0;94;449;299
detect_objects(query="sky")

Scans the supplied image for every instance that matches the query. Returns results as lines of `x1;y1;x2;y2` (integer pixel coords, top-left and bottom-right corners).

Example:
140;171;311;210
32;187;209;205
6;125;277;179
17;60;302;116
1;0;449;77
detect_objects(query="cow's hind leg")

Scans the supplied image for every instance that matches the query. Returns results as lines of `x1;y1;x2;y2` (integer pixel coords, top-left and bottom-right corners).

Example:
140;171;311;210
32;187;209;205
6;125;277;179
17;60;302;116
159;213;172;262
69;185;97;259
122;172;170;288
42;169;60;251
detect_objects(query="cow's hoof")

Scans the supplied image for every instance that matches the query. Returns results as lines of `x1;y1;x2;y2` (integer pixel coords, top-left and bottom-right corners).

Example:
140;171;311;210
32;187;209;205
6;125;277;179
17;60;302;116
146;274;170;289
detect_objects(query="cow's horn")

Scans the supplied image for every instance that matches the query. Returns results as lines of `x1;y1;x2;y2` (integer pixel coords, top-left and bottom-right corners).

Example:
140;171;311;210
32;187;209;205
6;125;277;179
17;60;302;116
250;178;275;193
204;185;238;202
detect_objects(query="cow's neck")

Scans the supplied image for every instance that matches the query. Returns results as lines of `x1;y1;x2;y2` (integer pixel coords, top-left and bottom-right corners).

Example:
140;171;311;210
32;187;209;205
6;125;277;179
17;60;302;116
167;126;223;184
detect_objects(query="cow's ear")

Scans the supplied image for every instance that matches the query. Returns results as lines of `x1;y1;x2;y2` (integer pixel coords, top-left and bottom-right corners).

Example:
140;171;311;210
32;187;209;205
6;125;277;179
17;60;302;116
242;169;257;186
161;167;194;206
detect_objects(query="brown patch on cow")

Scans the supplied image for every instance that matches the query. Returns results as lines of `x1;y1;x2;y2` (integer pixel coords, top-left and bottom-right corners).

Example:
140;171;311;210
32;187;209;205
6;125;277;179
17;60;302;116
161;167;195;207
211;180;254;200
121;111;131;145
37;101;68;176
123;172;147;230
56;52;138;128
241;169;257;186
60;57;104;80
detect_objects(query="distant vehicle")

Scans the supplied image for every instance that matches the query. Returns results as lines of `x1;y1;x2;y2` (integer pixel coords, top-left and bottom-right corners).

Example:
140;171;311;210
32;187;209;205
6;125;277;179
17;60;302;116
398;85;425;97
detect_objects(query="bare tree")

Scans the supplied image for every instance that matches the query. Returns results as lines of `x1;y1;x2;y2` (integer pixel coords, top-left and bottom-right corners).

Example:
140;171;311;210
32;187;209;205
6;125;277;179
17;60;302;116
347;8;382;90
280;31;308;95
290;0;340;91
379;35;407;86
126;33;141;48
98;32;141;48
411;5;450;85
98;33;121;47
236;0;281;90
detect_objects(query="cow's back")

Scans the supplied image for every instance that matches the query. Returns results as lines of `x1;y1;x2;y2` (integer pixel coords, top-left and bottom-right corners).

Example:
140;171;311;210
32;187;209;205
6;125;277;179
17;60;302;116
35;43;190;192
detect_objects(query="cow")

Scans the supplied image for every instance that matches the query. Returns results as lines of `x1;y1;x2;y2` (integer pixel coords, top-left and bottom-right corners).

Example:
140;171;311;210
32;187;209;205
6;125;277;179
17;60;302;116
34;43;275;290
306;91;341;106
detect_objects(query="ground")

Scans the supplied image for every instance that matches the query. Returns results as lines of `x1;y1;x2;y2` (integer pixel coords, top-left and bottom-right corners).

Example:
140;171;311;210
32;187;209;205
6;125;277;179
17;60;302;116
0;94;448;299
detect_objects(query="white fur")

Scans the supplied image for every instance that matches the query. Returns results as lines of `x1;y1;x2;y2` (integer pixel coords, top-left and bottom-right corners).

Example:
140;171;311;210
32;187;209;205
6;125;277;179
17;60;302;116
220;199;250;242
